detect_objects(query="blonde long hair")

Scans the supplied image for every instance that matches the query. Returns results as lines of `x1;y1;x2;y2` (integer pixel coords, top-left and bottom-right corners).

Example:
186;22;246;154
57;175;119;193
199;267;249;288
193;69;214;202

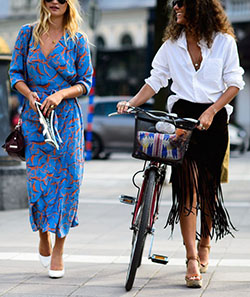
33;0;83;47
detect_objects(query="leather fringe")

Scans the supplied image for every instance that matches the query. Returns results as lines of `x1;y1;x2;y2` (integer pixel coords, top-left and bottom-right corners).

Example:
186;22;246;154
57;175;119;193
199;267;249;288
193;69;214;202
165;156;236;241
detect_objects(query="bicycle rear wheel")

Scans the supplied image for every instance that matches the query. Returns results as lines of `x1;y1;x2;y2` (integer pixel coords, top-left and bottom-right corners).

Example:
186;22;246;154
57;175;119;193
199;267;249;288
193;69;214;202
125;169;156;291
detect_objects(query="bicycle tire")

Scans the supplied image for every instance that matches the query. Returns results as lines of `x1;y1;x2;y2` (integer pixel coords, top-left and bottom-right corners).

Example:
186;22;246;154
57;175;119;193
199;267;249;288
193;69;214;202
125;169;156;291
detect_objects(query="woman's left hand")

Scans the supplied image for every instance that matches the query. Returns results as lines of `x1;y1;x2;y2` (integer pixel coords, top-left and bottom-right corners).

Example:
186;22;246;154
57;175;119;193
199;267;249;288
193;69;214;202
197;108;216;131
41;91;64;117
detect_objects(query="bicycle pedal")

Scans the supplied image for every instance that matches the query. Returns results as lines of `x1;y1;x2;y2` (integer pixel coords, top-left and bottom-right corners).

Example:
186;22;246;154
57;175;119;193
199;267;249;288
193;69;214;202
119;195;136;205
151;254;168;265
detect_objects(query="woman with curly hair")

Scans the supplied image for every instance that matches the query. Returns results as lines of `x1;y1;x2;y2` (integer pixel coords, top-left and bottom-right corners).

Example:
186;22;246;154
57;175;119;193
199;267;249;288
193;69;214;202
9;0;93;278
117;0;244;288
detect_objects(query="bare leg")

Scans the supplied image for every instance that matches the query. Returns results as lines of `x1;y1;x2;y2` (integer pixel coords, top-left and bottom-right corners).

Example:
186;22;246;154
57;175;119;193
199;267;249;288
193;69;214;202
180;204;200;278
198;210;212;266
39;230;52;256
180;163;201;279
50;235;66;271
198;174;218;266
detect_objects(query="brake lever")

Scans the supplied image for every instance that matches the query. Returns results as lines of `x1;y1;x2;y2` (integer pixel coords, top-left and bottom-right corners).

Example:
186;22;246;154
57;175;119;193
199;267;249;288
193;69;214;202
108;108;136;117
108;112;119;117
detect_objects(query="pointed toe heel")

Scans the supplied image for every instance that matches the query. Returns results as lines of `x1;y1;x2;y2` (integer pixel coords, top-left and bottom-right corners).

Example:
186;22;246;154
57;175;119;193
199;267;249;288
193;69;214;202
39;254;51;268
48;269;65;278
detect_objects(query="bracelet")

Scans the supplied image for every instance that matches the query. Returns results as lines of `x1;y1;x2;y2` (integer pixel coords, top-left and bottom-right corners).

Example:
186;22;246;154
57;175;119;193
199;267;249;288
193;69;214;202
27;90;32;98
212;107;217;115
76;84;84;95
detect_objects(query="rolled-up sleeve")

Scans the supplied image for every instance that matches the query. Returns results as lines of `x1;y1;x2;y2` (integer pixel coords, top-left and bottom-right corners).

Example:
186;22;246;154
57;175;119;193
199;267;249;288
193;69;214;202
145;43;171;93
75;34;93;95
223;36;245;90
9;25;31;89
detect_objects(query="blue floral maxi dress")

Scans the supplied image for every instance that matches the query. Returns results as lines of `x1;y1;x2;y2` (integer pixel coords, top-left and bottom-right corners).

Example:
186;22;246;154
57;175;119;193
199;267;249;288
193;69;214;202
9;24;93;238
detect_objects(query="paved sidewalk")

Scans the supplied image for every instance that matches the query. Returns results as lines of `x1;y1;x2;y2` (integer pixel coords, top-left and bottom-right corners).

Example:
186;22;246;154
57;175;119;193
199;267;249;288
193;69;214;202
0;153;250;296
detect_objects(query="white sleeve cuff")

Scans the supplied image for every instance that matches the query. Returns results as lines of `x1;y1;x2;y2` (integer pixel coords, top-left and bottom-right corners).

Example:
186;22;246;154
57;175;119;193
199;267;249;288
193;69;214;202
226;80;245;91
144;78;161;94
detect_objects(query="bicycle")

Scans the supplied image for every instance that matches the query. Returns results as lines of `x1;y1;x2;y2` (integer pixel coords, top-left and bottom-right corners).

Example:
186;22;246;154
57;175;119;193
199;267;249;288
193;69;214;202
109;106;199;291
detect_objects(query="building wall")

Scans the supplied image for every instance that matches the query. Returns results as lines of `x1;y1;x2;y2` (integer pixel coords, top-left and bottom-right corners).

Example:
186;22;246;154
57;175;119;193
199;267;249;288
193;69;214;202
0;7;148;51
224;0;250;23
84;8;148;50
10;0;38;17
0;1;9;19
0;0;249;134
223;0;250;133
0;17;36;51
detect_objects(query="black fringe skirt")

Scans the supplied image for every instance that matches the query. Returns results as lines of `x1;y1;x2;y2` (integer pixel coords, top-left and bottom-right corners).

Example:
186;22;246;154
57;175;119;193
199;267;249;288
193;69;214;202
166;99;236;240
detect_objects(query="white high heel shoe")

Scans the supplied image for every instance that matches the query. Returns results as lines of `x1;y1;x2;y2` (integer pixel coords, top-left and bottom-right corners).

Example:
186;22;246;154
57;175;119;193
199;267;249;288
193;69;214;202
49;269;65;278
39;254;51;268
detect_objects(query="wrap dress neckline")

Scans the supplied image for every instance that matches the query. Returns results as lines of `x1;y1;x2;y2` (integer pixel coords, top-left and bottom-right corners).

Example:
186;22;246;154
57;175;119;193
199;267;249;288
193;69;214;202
39;35;64;60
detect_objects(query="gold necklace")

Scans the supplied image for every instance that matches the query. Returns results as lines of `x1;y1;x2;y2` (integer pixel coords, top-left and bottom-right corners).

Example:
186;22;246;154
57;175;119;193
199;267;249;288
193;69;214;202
187;38;202;71
194;61;200;70
49;31;63;45
189;50;202;70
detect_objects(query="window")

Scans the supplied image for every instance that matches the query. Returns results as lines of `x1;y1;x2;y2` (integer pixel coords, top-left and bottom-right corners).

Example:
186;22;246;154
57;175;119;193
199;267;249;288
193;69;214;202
96;36;105;49
121;34;133;48
95;102;118;116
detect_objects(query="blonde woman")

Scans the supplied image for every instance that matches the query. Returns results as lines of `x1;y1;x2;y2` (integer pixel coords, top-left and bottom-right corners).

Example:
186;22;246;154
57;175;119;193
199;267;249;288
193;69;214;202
9;0;93;278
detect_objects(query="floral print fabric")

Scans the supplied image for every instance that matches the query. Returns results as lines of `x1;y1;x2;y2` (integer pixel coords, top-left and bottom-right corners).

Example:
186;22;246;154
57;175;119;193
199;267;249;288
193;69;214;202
9;24;93;237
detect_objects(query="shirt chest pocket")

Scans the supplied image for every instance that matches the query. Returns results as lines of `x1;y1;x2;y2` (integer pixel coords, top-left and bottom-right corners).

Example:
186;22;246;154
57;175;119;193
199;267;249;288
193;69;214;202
203;58;223;81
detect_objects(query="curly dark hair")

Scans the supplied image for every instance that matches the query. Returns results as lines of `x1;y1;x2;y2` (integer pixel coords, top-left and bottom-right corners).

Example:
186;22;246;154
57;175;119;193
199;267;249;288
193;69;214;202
163;0;235;47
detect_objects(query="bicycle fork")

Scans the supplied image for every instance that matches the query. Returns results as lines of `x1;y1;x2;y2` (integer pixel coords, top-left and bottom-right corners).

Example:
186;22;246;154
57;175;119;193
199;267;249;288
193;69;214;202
119;163;169;265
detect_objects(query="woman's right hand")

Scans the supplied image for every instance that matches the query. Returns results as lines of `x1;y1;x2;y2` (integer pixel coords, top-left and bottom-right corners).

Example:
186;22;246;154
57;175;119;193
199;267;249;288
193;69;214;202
27;91;40;112
117;101;131;114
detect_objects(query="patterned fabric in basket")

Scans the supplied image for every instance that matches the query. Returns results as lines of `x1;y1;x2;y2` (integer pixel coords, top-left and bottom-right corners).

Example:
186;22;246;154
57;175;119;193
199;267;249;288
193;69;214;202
137;129;192;161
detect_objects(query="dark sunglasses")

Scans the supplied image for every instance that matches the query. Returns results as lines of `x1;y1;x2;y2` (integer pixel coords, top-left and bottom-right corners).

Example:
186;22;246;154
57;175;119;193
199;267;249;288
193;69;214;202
45;0;67;4
172;0;184;8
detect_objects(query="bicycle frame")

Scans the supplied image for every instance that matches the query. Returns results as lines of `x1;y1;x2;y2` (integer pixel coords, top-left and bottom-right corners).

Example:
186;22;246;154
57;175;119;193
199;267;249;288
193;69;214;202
131;161;167;234
110;105;198;291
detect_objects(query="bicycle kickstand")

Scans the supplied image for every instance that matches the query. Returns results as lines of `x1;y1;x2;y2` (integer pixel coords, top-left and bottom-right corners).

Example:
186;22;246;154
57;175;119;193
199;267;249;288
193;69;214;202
148;229;169;265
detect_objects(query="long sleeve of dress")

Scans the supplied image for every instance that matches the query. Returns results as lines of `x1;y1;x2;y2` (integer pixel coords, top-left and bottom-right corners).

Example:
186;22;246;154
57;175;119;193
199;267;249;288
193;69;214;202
75;34;93;95
9;24;32;89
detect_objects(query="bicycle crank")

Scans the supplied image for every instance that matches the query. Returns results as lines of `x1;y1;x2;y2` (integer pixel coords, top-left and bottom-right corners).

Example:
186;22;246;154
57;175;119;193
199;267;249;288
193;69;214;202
148;229;169;265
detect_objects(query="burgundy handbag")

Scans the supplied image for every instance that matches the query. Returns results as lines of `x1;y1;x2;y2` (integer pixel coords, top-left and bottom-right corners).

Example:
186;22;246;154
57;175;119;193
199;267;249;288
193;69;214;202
2;26;33;161
2;120;25;161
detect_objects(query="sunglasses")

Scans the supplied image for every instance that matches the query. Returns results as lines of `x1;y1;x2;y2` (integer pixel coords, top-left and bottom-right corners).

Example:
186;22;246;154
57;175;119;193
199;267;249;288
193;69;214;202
172;0;184;8
45;0;67;4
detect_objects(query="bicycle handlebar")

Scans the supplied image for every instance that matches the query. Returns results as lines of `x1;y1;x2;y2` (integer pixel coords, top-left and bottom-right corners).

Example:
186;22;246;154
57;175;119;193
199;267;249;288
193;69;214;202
108;106;199;130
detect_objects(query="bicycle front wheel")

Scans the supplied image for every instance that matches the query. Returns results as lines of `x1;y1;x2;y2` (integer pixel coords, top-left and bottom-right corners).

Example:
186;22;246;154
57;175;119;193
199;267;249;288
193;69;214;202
125;168;156;291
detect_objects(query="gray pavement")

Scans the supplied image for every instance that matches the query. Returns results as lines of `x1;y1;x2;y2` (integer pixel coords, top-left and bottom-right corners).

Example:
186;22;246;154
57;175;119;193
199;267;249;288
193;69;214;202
1;152;250;296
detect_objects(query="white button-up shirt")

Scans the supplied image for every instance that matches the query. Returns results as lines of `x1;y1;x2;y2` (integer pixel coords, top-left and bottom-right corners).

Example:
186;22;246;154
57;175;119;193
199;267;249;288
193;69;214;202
145;32;245;115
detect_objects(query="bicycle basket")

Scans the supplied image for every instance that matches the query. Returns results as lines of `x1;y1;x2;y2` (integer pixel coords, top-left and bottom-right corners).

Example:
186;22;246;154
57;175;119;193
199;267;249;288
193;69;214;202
132;111;192;165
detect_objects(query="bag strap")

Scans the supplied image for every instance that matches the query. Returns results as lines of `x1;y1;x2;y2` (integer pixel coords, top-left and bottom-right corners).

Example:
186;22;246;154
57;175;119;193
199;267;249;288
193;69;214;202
24;24;33;81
